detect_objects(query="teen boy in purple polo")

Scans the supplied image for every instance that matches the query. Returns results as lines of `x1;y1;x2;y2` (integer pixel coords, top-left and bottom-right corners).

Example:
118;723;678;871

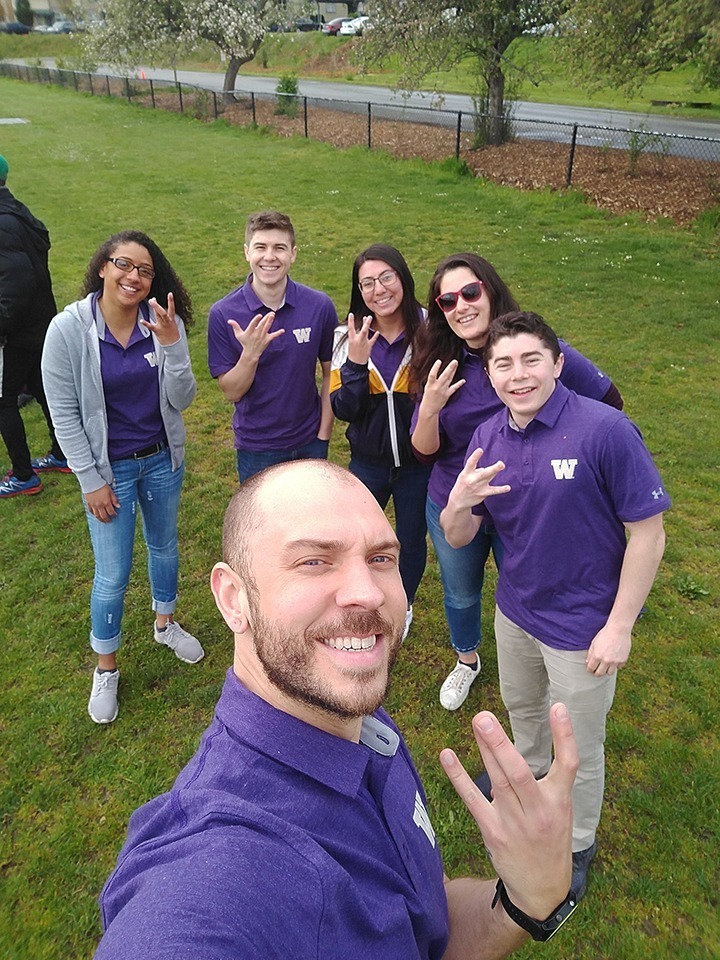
442;311;669;902
208;210;337;481
94;461;581;960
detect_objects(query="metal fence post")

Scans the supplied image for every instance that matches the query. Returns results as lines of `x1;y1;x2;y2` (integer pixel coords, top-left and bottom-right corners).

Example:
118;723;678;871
177;82;184;113
566;124;578;186
367;102;371;150
251;91;256;125
212;90;218;120
105;75;111;98
88;72;93;96
456;111;462;160
125;77;131;103
150;78;156;109
304;96;308;138
73;71;78;92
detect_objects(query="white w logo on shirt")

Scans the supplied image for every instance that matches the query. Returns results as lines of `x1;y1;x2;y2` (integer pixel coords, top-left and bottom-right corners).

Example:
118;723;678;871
293;328;312;344
550;458;578;480
412;791;436;848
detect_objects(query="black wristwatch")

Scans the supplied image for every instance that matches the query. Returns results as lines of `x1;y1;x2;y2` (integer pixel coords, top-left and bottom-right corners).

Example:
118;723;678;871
492;878;578;941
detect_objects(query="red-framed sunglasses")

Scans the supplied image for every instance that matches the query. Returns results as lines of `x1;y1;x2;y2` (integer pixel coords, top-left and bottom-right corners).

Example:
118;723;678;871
435;280;484;313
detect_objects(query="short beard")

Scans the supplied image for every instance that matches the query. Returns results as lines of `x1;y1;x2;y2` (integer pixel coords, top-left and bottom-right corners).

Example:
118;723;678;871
251;606;402;720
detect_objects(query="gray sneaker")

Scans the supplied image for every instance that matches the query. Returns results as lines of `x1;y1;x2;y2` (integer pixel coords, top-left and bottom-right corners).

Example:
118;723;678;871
154;621;204;664
439;657;480;711
88;668;119;724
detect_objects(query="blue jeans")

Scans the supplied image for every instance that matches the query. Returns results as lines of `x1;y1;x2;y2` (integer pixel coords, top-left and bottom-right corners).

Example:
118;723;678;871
236;437;329;483
350;457;430;604
426;495;503;654
85;449;185;655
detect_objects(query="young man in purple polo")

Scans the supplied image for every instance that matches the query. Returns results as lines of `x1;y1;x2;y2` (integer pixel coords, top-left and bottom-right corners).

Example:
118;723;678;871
94;461;582;960
208;210;337;481
442;311;669;901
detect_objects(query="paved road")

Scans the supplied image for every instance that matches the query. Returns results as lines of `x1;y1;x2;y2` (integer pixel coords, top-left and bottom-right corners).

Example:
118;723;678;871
122;67;720;141
12;60;720;156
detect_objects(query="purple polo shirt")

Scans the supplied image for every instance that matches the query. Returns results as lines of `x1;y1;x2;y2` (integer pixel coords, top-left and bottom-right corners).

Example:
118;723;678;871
371;330;408;388
96;670;449;960
96;299;165;460
207;276;337;450
467;381;671;651
414;339;614;509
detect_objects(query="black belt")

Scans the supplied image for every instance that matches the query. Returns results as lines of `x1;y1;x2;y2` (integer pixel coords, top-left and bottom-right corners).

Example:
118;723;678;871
117;441;167;461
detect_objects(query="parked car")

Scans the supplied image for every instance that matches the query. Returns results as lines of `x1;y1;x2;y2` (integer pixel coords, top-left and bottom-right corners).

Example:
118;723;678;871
0;21;31;34
322;17;352;36
294;17;322;32
339;16;370;36
47;19;75;33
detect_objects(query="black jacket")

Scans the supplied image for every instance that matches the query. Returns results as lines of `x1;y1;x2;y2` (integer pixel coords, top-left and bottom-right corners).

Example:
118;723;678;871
330;327;419;469
0;186;57;349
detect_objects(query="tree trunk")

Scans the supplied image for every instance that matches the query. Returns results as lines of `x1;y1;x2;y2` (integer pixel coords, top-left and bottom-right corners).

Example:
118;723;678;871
487;62;506;146
223;57;243;97
222;40;264;101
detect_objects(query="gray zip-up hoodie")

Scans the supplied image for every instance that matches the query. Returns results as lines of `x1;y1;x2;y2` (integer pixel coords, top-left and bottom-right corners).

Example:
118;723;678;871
41;293;196;495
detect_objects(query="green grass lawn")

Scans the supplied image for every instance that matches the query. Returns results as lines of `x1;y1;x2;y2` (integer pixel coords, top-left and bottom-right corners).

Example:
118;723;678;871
0;79;718;959
3;31;720;120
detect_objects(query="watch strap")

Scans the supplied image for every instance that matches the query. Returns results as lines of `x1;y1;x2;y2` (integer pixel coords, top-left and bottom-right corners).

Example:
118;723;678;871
492;878;578;941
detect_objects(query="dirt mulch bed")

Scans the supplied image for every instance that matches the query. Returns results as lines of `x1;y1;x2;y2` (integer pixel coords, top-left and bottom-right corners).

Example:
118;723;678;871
143;90;720;225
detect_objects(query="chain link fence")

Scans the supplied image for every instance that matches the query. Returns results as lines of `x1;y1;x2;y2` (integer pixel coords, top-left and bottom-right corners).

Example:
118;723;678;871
3;62;719;222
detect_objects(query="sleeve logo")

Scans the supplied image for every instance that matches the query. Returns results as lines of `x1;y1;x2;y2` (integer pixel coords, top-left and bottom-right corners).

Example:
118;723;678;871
413;791;436;848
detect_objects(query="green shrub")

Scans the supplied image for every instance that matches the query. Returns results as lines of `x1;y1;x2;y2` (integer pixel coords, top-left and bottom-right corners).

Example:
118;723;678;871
275;72;299;118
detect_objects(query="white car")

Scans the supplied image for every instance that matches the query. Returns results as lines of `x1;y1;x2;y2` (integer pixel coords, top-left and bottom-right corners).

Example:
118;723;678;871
339;16;370;36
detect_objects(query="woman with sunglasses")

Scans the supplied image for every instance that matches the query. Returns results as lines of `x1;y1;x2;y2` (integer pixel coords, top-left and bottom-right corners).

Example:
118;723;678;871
42;231;200;725
331;244;429;636
411;252;623;711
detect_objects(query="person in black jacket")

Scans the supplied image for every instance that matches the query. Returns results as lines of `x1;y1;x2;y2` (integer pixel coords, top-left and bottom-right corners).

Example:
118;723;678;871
330;245;429;638
0;155;68;497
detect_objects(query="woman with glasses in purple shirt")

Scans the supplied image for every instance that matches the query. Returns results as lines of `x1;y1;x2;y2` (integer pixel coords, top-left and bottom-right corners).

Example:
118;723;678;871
42;231;200;726
411;252;623;712
331;245;429;638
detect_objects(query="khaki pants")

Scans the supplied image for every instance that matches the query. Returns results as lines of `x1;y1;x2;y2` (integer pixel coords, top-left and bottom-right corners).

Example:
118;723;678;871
494;606;617;852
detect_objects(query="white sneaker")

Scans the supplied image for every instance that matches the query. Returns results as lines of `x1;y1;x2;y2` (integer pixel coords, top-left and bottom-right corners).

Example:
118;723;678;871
402;605;413;642
88;668;119;724
154;621;204;664
439;658;480;711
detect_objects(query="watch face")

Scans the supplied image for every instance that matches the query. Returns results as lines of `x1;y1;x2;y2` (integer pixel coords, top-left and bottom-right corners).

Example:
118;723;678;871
539;893;578;941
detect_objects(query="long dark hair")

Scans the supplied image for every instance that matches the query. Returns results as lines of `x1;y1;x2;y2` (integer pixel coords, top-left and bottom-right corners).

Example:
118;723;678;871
81;230;193;327
411;252;518;390
345;244;424;350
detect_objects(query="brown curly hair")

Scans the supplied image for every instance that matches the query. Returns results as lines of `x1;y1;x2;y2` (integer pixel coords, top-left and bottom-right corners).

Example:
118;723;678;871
81;230;193;327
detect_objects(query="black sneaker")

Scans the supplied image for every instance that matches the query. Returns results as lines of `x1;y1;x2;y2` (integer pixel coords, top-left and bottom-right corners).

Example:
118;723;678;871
473;769;546;802
571;840;598;901
473;771;493;800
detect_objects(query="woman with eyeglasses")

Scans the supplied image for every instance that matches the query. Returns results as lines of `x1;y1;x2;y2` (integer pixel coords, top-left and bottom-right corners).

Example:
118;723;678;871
42;231;201;725
331;244;429;637
411;252;623;711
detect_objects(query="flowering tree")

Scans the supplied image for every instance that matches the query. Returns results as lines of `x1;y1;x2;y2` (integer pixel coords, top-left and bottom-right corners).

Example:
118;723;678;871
83;0;282;93
191;0;282;92
361;0;564;145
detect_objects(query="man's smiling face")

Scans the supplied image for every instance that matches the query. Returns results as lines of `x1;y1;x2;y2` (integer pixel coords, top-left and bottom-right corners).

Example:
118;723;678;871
244;228;297;289
239;464;407;726
486;332;564;428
